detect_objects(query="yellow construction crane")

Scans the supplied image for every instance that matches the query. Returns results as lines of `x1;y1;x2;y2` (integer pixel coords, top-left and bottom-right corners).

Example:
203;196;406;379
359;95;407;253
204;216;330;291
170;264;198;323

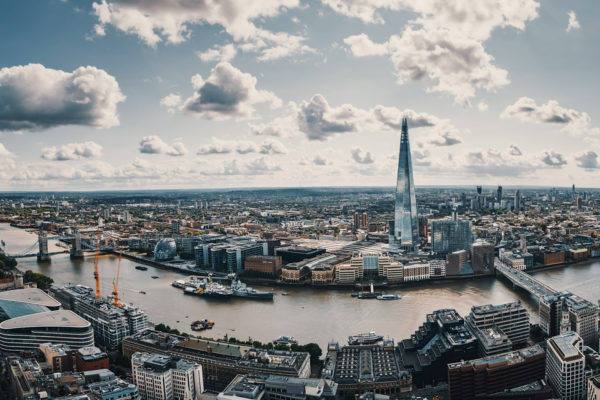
112;252;122;306
93;229;101;298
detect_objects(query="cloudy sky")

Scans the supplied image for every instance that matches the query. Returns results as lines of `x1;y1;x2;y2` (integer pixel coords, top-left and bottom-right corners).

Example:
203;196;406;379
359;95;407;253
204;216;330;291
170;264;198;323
1;0;599;190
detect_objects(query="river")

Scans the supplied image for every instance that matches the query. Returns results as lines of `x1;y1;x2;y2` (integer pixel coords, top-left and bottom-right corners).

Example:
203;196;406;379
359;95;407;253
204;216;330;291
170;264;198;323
1;223;599;350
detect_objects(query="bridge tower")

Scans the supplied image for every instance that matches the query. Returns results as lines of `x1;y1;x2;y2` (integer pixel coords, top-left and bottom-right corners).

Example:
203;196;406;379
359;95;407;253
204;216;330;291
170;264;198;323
37;231;50;262
70;229;84;259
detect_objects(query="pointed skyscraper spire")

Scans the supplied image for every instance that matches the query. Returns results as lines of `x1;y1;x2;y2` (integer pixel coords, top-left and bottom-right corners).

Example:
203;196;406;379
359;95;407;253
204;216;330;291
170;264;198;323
394;117;418;251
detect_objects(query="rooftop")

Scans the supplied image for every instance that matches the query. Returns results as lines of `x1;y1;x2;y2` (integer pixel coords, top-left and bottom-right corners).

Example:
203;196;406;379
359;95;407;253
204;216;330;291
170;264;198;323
0;288;61;308
548;332;583;362
0;310;90;330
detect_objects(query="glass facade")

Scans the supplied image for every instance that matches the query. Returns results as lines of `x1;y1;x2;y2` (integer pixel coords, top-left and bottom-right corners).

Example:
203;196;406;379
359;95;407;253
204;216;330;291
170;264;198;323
394;118;419;251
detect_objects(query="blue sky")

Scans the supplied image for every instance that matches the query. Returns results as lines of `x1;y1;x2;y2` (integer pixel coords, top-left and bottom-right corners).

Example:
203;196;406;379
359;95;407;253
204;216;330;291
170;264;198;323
0;0;599;190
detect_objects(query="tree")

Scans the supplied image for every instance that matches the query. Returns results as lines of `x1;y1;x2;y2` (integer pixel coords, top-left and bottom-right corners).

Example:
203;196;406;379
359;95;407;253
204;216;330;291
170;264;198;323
23;270;53;290
0;253;17;269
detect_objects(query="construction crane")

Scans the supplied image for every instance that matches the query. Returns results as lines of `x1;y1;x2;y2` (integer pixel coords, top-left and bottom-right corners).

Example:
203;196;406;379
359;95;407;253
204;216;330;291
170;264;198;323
112;251;122;306
93;229;101;298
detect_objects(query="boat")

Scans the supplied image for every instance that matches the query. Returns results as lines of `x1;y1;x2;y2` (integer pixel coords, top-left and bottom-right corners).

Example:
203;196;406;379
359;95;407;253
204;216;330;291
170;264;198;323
183;277;233;299
357;282;381;299
281;292;289;296
348;332;384;345
376;294;401;300
172;280;186;288
273;336;297;346
135;265;148;271
139;291;146;294
151;275;159;279
191;319;215;331
230;279;274;300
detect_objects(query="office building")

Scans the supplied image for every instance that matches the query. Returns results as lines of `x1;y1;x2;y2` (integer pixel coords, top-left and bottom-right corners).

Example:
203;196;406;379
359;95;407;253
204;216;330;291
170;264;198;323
40;343;74;372
466;301;530;347
546;331;586;400
49;285;148;349
402;262;430;282
132;352;204;400
323;340;412;397
397;309;478;387
431;217;474;255
497;185;503;202
76;346;110;372
275;247;326;264
393;117;419;251
469;326;512;357
471;240;495;274
218;374;337;400
123;330;310;391
515;189;521;211
0;310;94;352
244;255;283;277
195;240;267;273
447;345;546;400
446;249;469;276
588;375;600;400
539;294;566;338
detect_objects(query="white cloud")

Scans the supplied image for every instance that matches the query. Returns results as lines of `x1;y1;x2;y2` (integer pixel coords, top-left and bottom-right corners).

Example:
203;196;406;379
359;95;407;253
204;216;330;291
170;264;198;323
0;64;125;131
138;135;188;156
428;131;463;146
203;157;283;175
249;115;298;138
0;143;15;158
92;0;312;61
501;97;598;136
197;138;287;155
540;150;566;167
197;44;237;63
566;11;580;33
574;151;598;170
169;63;281;120
41;141;103;161
477;102;489;112
341;0;539;105
159;94;182;114
351;147;374;164
297;94;367;141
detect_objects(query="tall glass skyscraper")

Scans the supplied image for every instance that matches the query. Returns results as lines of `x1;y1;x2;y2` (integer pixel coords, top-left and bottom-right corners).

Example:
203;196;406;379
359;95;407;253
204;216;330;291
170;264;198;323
394;118;419;251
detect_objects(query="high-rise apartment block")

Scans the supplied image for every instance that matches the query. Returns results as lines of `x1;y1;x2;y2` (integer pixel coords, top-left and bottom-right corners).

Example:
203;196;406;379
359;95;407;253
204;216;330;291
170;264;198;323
466;301;530;348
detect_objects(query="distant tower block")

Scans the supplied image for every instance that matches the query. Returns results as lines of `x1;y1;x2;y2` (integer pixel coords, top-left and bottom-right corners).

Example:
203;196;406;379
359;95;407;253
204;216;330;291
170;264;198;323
70;229;84;259
37;231;50;262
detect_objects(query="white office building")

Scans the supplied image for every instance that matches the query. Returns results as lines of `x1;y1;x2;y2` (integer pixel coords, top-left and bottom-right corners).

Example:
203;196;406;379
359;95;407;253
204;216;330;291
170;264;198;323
132;352;203;400
546;331;586;400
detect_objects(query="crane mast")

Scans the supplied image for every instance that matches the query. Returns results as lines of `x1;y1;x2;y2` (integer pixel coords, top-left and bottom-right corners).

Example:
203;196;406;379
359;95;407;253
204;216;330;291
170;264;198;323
112;251;122;306
94;229;101;298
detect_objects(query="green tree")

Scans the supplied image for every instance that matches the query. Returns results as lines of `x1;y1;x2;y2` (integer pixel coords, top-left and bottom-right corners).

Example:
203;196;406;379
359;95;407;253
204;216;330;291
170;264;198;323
23;270;53;289
0;253;17;269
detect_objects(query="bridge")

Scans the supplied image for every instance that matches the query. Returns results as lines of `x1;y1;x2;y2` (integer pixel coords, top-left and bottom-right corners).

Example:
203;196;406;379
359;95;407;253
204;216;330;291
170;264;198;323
495;259;558;299
2;230;114;261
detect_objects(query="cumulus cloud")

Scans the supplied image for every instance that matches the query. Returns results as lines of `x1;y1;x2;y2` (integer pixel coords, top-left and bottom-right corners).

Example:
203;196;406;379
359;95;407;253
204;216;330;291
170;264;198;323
0;64;125;131
501;97;597;135
477;102;489;112
197;44;237;63
41;141;103;161
0;143;15;158
351;147;374;164
428;131;463;146
165;63;280;120
204;157;283;175
540;151;566;167
197;138;287;155
509;144;522;156
159;94;182;114
566;11;580;32
92;0;312;61
297;94;365;141
341;0;539;105
249;115;298;138
138;136;188;156
575;151;599;169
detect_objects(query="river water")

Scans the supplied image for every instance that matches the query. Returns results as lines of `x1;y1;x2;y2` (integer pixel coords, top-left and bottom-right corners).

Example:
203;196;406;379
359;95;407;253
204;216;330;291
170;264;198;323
1;223;599;350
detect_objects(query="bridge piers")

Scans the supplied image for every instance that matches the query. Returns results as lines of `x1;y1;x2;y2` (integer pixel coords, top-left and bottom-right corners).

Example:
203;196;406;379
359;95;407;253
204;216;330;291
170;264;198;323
37;231;50;262
70;230;84;259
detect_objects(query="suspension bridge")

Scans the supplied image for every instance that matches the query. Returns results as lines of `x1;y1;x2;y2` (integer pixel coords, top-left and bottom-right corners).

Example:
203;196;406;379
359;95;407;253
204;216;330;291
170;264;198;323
1;230;115;262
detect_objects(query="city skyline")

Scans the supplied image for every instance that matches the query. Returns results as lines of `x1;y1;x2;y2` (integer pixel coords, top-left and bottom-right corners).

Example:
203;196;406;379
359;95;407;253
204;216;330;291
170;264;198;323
1;0;600;191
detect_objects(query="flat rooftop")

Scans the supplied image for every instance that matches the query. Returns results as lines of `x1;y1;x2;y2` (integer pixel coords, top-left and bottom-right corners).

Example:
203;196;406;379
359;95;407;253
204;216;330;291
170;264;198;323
0;288;61;308
0;310;90;330
548;332;583;362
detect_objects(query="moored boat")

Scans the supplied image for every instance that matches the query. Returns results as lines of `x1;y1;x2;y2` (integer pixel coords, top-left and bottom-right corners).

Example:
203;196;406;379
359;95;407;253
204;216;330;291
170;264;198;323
231;279;273;300
376;294;401;300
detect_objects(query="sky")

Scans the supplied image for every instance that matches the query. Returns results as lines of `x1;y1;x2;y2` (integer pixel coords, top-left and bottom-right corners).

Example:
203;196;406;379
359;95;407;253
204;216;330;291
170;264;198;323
0;0;599;191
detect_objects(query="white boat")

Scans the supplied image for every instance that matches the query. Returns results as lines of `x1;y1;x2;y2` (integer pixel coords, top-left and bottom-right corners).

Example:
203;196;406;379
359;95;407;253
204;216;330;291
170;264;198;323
376;294;401;300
